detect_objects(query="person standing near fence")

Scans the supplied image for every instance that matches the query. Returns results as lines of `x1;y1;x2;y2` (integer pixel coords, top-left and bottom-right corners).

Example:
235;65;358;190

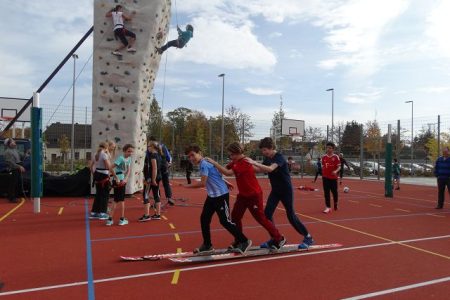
186;158;193;184
140;141;162;221
321;142;341;213
149;136;174;206
393;158;401;190
90;142;112;220
338;153;350;185
106;144;134;226
434;147;450;209
3;138;25;203
312;157;322;183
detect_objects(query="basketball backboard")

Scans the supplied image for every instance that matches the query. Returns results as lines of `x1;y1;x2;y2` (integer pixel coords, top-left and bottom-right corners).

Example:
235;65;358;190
0;97;31;122
281;118;305;137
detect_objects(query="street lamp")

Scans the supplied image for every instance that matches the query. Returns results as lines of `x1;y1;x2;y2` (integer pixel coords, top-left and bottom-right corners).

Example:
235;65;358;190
218;73;225;164
71;53;78;172
405;100;414;174
326;88;334;143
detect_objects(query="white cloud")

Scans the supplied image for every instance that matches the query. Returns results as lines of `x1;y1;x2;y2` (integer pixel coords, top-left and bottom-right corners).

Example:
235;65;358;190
425;0;450;58
343;88;383;104
418;86;450;94
245;87;282;96
269;32;283;38
289;49;303;58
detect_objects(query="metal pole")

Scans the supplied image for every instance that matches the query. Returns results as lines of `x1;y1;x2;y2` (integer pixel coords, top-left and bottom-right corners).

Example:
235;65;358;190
405;101;413;174
437;115;441;156
360;124;364;179
71;54;78;172
218;74;225;164
397;120;400;159
326;88;334;143
209;120;212;156
385;124;393;197
84;106;87;160
326;125;329;142
241;118;245;143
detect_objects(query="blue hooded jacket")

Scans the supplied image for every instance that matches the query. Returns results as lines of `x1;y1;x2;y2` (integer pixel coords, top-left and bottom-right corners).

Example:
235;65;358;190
434;156;450;179
177;27;193;46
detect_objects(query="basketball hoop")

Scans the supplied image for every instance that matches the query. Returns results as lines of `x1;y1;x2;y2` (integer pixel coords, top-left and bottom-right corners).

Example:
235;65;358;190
0;116;14;131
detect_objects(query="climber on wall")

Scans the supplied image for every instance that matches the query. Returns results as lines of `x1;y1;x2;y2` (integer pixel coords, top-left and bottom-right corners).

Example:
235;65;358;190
106;5;137;56
156;24;193;54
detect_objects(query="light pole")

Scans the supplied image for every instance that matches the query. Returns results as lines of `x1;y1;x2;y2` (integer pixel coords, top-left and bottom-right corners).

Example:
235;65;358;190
218;73;225;164
405;100;414;174
71;53;78;172
326;88;334;143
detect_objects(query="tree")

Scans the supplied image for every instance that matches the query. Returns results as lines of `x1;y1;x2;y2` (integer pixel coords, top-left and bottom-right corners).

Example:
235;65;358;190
425;133;450;162
341;121;362;156
58;134;70;163
365;120;381;159
147;95;163;139
226;105;255;143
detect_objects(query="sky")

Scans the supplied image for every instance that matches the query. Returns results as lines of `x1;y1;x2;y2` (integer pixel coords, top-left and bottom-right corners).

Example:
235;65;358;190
1;0;450;138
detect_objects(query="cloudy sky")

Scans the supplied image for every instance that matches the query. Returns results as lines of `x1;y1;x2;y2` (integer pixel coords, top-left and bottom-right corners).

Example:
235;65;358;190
1;0;449;137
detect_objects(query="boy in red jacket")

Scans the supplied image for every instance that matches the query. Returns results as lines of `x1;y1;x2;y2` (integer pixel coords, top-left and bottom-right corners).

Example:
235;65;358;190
321;142;341;213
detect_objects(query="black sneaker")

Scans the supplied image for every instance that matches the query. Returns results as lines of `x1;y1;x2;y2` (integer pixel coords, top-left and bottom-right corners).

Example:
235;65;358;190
227;241;239;251
236;239;252;254
193;244;214;254
138;215;151;222
151;214;161;220
270;236;287;250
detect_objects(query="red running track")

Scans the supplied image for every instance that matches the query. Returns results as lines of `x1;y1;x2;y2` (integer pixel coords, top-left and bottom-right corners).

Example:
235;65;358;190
0;177;449;299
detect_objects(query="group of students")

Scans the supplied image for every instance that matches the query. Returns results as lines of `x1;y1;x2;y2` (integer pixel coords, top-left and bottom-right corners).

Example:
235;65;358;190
90;137;173;226
182;137;314;254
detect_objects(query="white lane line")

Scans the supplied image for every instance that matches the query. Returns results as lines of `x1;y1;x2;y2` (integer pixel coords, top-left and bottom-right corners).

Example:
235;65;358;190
342;276;450;300
1;234;449;297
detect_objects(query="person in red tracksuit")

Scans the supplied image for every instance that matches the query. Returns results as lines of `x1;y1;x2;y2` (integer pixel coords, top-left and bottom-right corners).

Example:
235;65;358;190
206;142;286;250
321;142;341;214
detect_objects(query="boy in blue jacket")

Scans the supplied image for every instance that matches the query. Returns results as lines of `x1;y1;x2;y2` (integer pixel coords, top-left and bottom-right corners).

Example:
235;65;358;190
156;24;193;54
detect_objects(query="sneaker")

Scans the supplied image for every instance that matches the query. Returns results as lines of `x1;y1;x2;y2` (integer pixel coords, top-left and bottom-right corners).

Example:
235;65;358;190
227;241;239;251
127;47;136;52
193;244;214;254
151;214;161;220
118;218;129;226
167;199;175;206
271;236;287;250
298;235;315;249
138;215;151;222
112;50;122;56
155;47;163;54
106;218;113;226
323;207;331;214
98;213;109;220
236;239;252;254
260;239;273;249
89;212;99;219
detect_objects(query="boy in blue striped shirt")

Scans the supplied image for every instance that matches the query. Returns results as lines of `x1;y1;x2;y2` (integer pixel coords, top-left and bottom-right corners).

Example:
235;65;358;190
183;144;251;254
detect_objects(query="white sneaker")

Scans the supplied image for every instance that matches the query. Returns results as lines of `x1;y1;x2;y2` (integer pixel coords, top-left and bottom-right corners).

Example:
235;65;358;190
127;47;136;52
106;218;113;226
118;218;129;226
323;207;331;214
112;50;122;56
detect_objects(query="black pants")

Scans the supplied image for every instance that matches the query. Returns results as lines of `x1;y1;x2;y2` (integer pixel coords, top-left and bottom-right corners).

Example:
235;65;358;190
7;169;23;201
160;39;186;53
200;193;247;246
114;27;136;47
113;181;126;202
265;189;309;237
314;170;322;182
161;171;172;199
143;180;161;204
437;178;450;208
322;177;338;208
92;172;110;214
186;171;192;184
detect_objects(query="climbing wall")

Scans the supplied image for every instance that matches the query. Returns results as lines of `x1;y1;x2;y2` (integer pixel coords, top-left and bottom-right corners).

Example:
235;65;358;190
92;0;171;193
